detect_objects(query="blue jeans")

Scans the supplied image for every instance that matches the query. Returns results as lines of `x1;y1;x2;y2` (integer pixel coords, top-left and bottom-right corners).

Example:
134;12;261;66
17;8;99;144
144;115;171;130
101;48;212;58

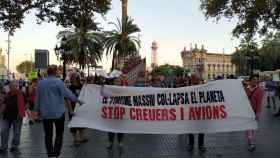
0;117;23;150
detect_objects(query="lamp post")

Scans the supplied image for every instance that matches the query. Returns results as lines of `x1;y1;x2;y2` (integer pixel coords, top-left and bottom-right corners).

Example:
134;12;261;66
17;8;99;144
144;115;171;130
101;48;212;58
245;48;259;76
54;36;67;80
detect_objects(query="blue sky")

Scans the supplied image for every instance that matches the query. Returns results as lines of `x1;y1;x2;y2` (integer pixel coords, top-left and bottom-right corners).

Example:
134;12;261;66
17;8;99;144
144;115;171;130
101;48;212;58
0;0;239;72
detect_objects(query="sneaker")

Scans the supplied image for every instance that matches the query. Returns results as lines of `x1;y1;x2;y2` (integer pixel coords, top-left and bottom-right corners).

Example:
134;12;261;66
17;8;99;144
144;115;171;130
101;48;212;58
199;146;207;152
0;148;7;154
248;144;256;152
10;147;21;154
187;145;194;152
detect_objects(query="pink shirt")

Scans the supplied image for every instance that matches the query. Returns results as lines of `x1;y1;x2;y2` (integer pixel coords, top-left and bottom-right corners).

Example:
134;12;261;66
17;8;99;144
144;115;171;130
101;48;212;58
245;84;264;118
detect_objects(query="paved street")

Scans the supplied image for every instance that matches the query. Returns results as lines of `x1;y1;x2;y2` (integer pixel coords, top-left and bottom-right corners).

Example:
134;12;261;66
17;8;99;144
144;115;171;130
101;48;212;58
1;97;280;158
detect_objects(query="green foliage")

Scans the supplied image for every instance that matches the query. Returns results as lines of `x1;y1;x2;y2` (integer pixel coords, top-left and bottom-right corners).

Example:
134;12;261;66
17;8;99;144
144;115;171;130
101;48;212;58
232;36;259;75
103;17;141;70
232;32;280;74
151;64;189;78
231;49;248;75
200;0;280;38
57;28;104;68
16;60;34;74
259;32;280;71
36;0;111;29
0;0;35;34
0;0;111;34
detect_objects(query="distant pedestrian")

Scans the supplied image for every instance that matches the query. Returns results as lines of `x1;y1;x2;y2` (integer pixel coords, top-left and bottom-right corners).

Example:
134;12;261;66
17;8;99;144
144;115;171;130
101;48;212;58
0;81;25;154
27;78;38;125
244;74;264;152
265;78;276;109
187;72;206;152
34;65;83;158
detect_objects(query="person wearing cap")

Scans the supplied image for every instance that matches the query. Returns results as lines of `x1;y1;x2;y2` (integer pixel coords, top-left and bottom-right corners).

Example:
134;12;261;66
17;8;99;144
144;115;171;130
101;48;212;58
34;65;83;158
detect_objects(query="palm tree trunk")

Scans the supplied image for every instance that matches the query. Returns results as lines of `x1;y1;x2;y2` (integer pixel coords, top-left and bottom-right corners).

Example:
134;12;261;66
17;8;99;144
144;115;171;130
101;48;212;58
121;0;128;24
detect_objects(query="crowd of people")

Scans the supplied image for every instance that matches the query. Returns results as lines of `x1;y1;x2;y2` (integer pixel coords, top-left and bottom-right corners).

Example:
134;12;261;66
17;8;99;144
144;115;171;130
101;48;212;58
0;64;279;157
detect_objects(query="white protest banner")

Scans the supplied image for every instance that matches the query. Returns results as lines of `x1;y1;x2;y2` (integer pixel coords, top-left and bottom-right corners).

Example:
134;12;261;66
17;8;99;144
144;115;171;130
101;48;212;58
69;79;257;134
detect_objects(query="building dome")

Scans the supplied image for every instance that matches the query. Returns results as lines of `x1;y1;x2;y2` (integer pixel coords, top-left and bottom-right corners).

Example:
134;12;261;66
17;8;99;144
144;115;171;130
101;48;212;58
181;47;191;58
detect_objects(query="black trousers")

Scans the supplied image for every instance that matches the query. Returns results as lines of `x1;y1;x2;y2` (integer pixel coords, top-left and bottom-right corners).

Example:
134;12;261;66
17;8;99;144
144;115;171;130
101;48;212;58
43;114;65;157
188;133;204;147
108;132;124;143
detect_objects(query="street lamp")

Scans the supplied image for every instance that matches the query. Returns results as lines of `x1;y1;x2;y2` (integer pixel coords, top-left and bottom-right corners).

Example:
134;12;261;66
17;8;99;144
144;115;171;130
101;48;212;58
245;48;259;76
54;36;67;80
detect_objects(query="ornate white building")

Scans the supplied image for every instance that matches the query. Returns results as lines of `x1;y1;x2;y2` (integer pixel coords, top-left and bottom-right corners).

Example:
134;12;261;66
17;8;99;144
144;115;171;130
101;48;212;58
181;45;236;80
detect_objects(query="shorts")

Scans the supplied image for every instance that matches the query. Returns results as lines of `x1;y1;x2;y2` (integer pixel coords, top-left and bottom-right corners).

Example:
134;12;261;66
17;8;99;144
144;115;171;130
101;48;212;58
266;91;275;97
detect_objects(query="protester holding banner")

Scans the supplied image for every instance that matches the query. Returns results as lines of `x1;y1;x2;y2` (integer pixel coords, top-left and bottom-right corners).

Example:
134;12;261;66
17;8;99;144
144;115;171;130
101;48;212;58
67;74;88;146
0;81;25;154
34;65;83;158
105;77;125;150
244;74;264;152
187;72;206;152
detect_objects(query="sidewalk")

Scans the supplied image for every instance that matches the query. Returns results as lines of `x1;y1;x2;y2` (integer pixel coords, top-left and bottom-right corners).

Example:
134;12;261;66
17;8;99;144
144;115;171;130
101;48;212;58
1;96;280;158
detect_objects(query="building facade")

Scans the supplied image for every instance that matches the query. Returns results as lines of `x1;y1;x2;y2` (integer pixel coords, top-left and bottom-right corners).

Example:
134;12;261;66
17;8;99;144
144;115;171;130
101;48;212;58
0;48;5;66
0;48;8;79
181;45;236;81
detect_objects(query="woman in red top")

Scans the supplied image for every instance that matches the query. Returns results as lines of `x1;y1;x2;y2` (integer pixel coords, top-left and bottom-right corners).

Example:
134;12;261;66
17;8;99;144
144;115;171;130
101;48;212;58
244;74;264;152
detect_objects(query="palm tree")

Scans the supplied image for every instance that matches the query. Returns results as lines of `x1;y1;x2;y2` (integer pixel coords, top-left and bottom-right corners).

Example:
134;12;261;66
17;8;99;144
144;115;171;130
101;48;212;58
121;0;128;23
57;28;104;69
104;17;141;70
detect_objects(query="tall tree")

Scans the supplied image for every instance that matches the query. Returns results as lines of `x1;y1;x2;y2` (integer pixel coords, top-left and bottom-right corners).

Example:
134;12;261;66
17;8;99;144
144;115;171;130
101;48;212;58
37;0;111;68
0;0;111;34
259;32;280;71
200;0;280;38
231;36;258;75
104;17;141;70
57;28;104;68
0;0;38;34
16;60;34;74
